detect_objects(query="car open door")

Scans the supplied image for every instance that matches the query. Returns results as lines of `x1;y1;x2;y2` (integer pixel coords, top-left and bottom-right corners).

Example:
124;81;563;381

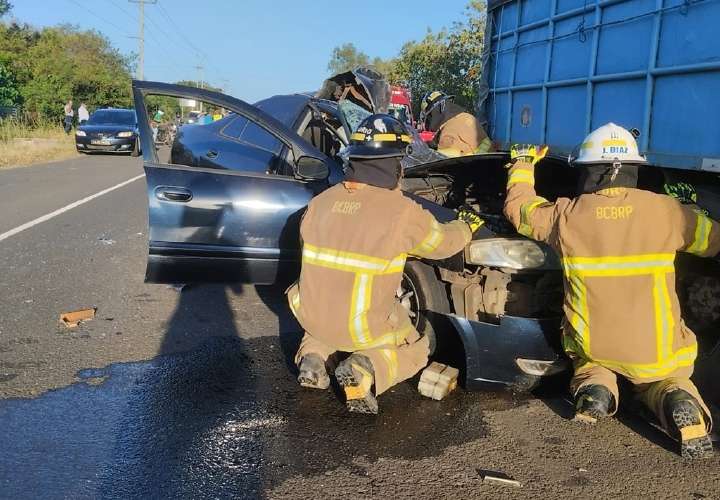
133;80;337;284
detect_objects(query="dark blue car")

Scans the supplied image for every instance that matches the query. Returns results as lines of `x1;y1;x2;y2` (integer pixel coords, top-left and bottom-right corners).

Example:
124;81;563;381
75;108;140;155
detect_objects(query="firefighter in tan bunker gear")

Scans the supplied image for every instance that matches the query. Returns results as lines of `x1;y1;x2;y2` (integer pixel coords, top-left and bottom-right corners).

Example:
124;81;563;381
420;91;493;157
503;123;720;459
287;114;480;414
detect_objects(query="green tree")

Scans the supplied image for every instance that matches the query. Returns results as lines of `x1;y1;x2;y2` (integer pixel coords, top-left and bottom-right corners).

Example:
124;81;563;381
328;43;370;74
390;1;487;113
0;61;19;106
0;1;12;18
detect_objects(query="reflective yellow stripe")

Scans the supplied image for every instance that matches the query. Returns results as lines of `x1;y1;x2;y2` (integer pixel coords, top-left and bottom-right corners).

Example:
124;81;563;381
507;168;535;186
410;218;445;257
561;252;688;380
437;147;462;157
379;349;398;385
518;196;549;237
332;326;412;352
372;133;412;143
473;137;493;154
349;273;373;347
289;290;300;316
350;132;366;141
303;243;406;275
687;211;712;255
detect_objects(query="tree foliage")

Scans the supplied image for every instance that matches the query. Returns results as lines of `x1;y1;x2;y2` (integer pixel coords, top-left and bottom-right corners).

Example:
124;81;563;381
0;23;133;120
328;1;487;114
327;42;394;77
0;1;11;18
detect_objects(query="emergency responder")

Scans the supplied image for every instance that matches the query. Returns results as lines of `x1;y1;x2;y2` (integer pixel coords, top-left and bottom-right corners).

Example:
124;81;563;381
503;123;720;459
286;114;483;414
419;90;493;157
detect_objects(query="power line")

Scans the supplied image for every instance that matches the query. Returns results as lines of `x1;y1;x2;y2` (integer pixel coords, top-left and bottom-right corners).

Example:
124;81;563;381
106;0;137;22
128;0;158;80
156;1;205;58
65;0;130;36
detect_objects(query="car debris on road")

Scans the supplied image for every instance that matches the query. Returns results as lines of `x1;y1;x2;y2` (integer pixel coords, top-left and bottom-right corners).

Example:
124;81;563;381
59;307;96;328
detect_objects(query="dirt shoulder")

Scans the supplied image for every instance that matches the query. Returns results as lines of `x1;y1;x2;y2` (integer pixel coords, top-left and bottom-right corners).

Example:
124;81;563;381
1;135;80;169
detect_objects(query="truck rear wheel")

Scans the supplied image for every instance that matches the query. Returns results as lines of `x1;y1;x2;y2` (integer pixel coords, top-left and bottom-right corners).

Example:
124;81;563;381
399;260;451;355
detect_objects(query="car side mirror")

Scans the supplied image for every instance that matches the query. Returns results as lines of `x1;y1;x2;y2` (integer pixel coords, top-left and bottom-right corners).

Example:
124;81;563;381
295;156;329;181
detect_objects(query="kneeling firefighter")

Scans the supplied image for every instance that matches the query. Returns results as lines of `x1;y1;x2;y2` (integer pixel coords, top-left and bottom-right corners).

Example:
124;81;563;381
503;123;720;458
286;114;483;414
420;90;493;157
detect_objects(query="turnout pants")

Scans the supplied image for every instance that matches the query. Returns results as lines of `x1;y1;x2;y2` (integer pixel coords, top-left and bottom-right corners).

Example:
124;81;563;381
571;360;713;433
295;330;430;395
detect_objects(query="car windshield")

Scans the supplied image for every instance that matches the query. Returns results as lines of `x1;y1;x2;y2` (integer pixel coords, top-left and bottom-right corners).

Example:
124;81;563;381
388;105;410;125
88;110;135;126
338;100;371;133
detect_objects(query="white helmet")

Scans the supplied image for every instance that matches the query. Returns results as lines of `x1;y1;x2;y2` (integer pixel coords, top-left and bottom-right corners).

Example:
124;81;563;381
570;122;647;166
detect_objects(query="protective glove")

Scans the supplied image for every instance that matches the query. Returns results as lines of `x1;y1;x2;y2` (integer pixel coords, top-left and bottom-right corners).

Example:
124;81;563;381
664;182;697;205
457;205;484;234
510;144;549;166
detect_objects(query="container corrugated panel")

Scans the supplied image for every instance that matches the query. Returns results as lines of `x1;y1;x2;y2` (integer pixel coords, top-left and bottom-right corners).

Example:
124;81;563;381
484;0;720;171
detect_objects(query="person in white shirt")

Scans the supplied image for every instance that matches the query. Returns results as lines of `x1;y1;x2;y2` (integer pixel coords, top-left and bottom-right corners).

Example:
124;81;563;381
78;103;89;124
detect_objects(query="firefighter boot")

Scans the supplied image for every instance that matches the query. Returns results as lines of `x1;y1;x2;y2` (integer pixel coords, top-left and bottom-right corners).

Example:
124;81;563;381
297;353;330;390
335;354;378;414
574;384;614;424
663;390;714;459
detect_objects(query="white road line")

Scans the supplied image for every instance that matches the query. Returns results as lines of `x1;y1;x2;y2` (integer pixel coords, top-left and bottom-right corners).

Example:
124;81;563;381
0;173;146;243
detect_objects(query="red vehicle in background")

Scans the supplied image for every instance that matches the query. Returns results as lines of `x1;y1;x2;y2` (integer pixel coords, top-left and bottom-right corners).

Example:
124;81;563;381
388;86;435;144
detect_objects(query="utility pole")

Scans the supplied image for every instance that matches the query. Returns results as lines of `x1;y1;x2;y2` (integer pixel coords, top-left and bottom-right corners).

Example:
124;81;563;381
194;64;204;111
129;0;157;80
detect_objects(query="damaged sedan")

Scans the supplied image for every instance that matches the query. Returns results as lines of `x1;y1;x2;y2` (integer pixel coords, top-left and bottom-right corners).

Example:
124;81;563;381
132;74;720;393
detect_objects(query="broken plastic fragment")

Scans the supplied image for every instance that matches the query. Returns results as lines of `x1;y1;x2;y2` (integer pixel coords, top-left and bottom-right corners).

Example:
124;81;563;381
478;469;522;487
59;308;97;328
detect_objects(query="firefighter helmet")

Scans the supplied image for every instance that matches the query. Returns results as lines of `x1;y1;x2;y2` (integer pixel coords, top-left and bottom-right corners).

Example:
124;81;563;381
346;114;412;159
419;90;454;126
570;123;647;166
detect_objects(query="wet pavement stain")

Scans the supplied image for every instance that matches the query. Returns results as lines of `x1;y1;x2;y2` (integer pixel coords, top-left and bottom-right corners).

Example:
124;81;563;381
0;335;524;499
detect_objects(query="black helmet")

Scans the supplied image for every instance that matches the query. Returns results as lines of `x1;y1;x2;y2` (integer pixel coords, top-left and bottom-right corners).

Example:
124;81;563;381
346;114;412;159
419;90;454;126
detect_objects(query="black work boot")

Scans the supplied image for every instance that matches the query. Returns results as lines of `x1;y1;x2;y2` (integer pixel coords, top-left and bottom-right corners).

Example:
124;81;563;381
574;384;614;424
335;354;378;414
663;390;714;459
297;353;330;390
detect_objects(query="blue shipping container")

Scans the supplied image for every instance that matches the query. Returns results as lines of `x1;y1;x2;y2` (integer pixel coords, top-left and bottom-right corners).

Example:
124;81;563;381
482;0;720;171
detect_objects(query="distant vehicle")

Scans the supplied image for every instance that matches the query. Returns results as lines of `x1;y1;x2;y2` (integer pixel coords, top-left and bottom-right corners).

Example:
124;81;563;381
388;86;414;127
75;108;140;156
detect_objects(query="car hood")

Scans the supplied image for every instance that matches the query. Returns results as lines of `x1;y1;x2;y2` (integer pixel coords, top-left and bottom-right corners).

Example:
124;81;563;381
403;152;510;178
315;67;390;113
78;124;136;134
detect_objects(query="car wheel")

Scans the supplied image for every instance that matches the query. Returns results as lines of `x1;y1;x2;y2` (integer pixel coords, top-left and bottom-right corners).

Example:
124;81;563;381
131;138;141;157
398;259;451;355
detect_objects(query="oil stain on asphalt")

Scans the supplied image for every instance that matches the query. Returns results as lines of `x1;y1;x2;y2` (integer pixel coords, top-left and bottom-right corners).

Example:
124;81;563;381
0;335;524;499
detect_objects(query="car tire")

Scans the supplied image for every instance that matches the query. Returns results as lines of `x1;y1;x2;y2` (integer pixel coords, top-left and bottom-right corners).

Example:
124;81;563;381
131;139;141;157
400;259;451;356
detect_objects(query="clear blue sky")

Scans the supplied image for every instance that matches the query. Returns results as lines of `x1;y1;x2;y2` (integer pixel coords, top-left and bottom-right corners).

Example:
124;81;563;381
11;0;471;102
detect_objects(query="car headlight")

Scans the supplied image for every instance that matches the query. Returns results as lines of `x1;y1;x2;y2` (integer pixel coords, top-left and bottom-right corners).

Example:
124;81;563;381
117;131;134;138
75;130;86;137
465;238;560;270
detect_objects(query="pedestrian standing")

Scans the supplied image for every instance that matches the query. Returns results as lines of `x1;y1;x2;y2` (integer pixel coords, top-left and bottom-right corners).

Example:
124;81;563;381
78;103;89;124
63;100;74;134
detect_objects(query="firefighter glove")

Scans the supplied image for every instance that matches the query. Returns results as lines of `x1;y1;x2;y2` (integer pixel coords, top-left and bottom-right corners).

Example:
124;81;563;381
664;182;698;205
457;205;484;234
510;144;549;166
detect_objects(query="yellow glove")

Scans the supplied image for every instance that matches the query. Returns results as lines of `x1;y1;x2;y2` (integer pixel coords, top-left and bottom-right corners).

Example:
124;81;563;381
457;206;484;234
510;144;549;166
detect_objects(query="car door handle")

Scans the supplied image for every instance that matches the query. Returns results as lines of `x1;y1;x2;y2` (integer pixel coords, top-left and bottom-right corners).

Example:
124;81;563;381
206;150;219;159
155;187;192;202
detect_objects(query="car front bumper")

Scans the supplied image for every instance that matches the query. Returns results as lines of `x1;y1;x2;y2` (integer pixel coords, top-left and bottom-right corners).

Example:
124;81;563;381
76;136;136;152
444;314;567;391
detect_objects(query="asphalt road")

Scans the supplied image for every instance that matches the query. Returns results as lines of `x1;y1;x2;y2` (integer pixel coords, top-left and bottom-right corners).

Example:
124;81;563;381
0;154;719;499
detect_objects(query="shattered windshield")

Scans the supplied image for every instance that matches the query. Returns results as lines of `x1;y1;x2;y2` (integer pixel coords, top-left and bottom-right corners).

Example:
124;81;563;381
338;100;371;134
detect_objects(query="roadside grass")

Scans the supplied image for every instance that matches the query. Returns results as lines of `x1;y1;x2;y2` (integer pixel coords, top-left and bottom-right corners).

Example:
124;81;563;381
0;118;79;169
